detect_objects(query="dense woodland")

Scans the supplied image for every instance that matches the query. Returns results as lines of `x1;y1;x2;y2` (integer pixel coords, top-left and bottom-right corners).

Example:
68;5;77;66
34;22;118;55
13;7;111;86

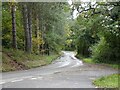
69;2;120;64
2;1;120;67
2;2;68;54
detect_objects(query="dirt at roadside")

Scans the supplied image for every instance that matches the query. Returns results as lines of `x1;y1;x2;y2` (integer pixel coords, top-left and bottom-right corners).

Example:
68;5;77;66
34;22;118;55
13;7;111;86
2;52;28;72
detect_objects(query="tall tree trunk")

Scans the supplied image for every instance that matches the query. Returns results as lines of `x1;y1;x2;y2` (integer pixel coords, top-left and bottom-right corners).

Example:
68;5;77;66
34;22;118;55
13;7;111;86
22;4;31;53
46;42;49;56
11;5;17;49
28;7;32;52
41;24;45;55
44;25;49;56
35;14;40;54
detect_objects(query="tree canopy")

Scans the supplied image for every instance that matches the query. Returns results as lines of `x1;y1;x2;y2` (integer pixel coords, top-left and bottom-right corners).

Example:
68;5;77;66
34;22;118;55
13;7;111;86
2;1;120;64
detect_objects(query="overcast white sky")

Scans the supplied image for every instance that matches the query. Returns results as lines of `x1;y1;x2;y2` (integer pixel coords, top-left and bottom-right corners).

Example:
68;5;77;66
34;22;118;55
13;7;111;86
67;0;98;19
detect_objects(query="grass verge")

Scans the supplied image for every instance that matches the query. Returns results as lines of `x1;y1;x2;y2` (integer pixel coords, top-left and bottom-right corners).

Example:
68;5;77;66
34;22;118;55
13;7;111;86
76;54;119;69
76;55;119;88
81;57;119;88
82;58;94;64
82;58;119;69
1;48;60;72
93;74;119;88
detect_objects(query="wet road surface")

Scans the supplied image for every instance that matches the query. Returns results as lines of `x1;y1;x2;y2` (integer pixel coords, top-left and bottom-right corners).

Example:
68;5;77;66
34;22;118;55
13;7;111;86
1;51;118;88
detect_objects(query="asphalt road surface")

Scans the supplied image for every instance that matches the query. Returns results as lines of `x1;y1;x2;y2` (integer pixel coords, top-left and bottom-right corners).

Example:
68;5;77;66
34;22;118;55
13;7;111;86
1;51;118;88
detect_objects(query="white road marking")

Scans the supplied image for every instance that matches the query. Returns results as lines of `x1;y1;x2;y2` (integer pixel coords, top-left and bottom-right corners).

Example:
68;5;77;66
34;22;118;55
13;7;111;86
2;75;43;84
22;76;33;79
37;77;43;79
11;79;23;82
74;83;79;85
0;81;6;84
2;77;32;83
30;77;37;80
89;78;96;80
30;76;43;80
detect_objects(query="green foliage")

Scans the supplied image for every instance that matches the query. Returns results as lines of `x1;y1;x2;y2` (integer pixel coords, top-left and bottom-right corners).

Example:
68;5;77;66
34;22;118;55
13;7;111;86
91;3;120;63
93;74;119;88
92;37;111;63
82;58;94;63
70;2;120;64
68;15;99;57
2;3;12;48
92;37;119;63
2;48;60;72
76;30;94;57
2;2;24;49
2;2;70;54
2;2;70;72
2;2;120;70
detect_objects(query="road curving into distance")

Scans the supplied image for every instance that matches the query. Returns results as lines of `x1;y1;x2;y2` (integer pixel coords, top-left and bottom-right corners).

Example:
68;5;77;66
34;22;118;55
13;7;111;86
1;51;118;88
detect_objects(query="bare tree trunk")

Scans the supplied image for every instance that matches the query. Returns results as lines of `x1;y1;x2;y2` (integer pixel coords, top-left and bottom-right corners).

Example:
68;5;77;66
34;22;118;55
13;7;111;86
22;4;31;53
47;43;49;56
41;24;45;55
28;7;32;52
35;14;40;54
11;5;17;49
44;25;49;56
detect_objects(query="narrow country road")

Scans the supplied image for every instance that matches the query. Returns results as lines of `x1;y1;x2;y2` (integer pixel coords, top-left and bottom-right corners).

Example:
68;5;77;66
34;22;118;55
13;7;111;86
1;51;118;88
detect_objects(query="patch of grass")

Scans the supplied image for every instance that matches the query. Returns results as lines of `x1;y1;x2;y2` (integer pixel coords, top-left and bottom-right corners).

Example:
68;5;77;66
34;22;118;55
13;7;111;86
45;54;59;64
75;54;93;63
2;63;16;72
25;54;59;68
93;74;119;88
80;56;119;69
82;58;94;64
2;48;60;72
109;64;119;69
